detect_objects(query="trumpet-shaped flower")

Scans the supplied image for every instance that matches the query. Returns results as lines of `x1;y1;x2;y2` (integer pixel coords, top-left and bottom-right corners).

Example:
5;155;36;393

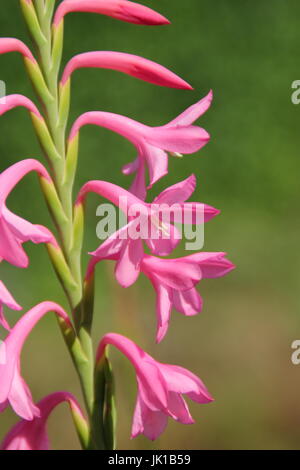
69;92;212;199
0;159;54;268
140;253;235;342
96;333;213;440
61;51;192;90
0;302;72;420
1;391;86;450
0;280;22;331
79;174;219;287
54;0;170;27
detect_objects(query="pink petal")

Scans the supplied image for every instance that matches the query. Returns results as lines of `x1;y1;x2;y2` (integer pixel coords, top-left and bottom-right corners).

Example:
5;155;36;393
146;126;210;154
145;221;181;256
131;394;168;440
8;363;40;421
184;252;235;278
61;51;192;89
172;288;203;316
54;0;170;26
158;364;214;404
153;175;196;205
115;238;143;287
167;392;194;424
166;90;213;128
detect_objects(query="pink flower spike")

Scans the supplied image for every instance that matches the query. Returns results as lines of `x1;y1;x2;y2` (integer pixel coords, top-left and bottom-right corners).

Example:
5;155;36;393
54;0;170;27
69;93;211;199
1;391;85;450
0;38;35;63
61;51;192;89
96;333;213;440
140;252;235;342
0;94;42;119
0;302;72;420
0;159;54;268
84;175;219;288
0;281;22;331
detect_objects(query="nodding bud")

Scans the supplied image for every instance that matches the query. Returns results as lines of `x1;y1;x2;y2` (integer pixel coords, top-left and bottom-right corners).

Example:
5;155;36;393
0;38;35;62
0;94;41;118
61;51;192;89
53;0;170;27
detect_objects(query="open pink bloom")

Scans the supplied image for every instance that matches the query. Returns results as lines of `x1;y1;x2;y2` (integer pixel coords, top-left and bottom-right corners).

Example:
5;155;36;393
0;94;41;119
0;302;72;420
61;51;192;90
0;280;22;331
69;91;211;199
79;174;219;287
140;253;235;342
0;159;54;268
1;391;85;450
0;38;35;62
54;0;170;27
97;333;213;440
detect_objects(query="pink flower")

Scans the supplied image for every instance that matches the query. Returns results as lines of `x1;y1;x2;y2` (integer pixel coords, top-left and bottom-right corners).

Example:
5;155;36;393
54;0;170;27
0;280;22;331
79;174;219;287
61;51;192;90
0;38;35;63
0;94;41;119
0;159;54;268
0;302;72;420
140;252;235;342
69;91;212;199
1;391;85;450
97;333;213;440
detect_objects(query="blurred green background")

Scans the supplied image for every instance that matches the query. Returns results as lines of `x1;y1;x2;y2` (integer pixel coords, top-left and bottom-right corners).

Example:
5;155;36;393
1;0;300;450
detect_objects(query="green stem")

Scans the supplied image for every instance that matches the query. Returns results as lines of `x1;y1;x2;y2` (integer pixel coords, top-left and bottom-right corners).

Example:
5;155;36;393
20;1;106;450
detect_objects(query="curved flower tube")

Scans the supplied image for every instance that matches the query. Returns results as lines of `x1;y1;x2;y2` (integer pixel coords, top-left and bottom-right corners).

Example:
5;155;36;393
0;94;41;119
54;0;170;27
1;391;87;450
0;159;54;268
0;302;72;421
0;38;35;63
61;51;192;89
88;252;234;343
69;91;212;199
79;174;219;287
0;280;22;331
96;333;213;440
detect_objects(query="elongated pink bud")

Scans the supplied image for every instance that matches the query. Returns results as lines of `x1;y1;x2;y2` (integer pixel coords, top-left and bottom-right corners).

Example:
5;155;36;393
0;159;51;206
0;94;41;118
61;51;192;89
54;0;170;27
0;38;35;62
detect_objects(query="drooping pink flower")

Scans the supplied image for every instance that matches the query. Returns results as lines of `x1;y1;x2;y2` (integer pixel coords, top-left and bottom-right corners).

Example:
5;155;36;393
0;159;54;268
69;91;212;199
0;38;35;63
96;333;213;440
0;302;72;420
0;94;41;119
61;51;192;90
79;174;219;287
1;391;86;450
0;280;22;331
140;252;235;342
54;0;170;27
